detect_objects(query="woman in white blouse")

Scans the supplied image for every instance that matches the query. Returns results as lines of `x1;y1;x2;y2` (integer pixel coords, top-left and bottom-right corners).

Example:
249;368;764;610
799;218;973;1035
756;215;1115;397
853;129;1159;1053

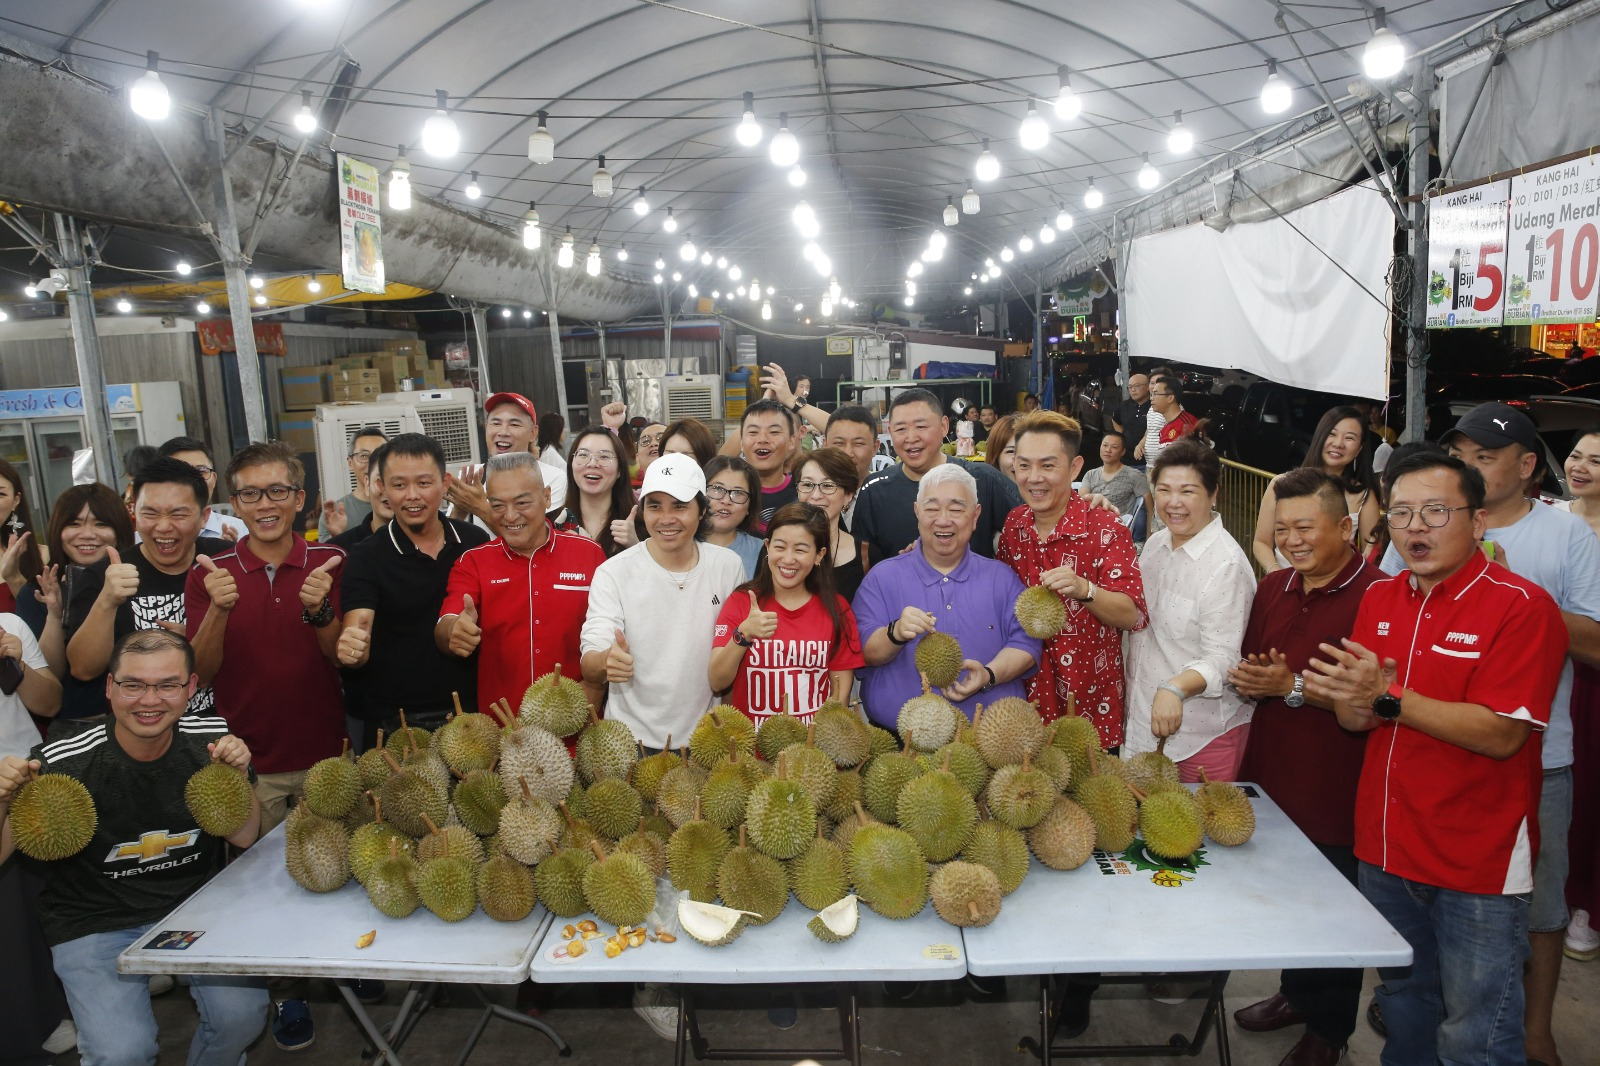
1124;438;1256;781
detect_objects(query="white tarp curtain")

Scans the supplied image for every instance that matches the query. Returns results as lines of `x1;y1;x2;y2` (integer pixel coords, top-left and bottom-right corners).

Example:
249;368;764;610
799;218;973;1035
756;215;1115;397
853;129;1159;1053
1124;182;1393;400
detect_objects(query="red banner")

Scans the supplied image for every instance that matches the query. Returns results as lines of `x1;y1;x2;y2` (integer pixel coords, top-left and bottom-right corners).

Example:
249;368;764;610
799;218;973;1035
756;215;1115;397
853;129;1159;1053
196;320;287;357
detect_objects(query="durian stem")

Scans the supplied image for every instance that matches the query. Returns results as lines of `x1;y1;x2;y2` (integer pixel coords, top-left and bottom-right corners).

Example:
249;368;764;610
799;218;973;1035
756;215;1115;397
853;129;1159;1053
451;691;463;718
519;776;534;803
488;702;511;727
1198;768;1211;785
420;812;442;836
901;729;914;755
389;838;399;859
375;728;386;749
806;718;816;749
1128;784;1148;803
941;750;952;773
340;738;349;759
372;794;383;824
853;801;869;827
662;734;672;752
973;705;984;726
1067;691;1076;717
1156;735;1168;757
589;840;608;862
968;900;980;921
498;699;515;724
693;796;703;822
588;704;601;727
737;824;747;848
398;708;409;734
559;801;576;827
380;749;403;774
1022;751;1032;773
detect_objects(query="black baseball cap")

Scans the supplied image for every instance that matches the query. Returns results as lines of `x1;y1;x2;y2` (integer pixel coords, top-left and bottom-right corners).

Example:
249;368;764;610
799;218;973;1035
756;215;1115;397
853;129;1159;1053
1443;402;1540;454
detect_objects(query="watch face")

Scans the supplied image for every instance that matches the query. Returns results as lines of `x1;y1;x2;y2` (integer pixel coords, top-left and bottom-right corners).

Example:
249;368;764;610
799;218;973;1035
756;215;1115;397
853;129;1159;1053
1374;694;1402;720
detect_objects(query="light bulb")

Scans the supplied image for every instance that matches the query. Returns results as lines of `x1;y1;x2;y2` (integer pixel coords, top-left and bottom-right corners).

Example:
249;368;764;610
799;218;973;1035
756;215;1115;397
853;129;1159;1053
688;284;698;297
920;249;934;262
307;279;322;293
250;275;265;289
736;285;747;297
1018;235;1034;253
802;242;821;262
904;296;914;307
716;257;728;269
679;235;697;261
1260;60;1292;114
794;302;803;312
1054;65;1082;122
828;277;841;301
769;112;799;166
907;261;923;278
962;187;979;214
929;230;948;251
943;197;958;227
421;90;459;158
749;285;761;303
1167;110;1193;155
129;51;170;121
792;200;819;239
293;89;317;134
700;251;713;266
557;228;575;269
632;190;650;216
787;166;807;187
727;264;742;281
1000;247;1014;262
735;91;763;146
617;245;629;261
653;274;663;284
195;301;210;314
501;307;512;318
586;242;602;276
963;286;972;296
592;155;613;198
1019;104;1050;151
253;294;267;306
975;139;1000;182
1084;179;1104;210
655;257;666;270
820;297;833;317
906;281;917;296
712;291;720;299
523;309;534;319
1056;207;1073;230
175;260;192;276
388;146;411;210
1363;9;1406;80
812;254;831;276
1039;222;1056;244
1138;153;1160;189
672;271;682;282
527;110;554;164
464;171;481;199
523;202;540;249
761;300;772;320
662;207;678;233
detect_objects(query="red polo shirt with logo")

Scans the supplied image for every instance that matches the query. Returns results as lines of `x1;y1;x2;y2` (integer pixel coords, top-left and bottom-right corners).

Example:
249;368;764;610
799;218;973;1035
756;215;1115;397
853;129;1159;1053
1158;409;1199;446
183;536;347;775
439;523;606;713
1350;552;1565;895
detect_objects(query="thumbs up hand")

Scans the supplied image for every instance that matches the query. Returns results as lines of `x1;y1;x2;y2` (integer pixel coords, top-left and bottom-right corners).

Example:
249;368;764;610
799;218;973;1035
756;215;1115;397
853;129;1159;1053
738;590;779;642
101;546;140;606
611;505;639;548
448;594;482;658
605;627;634;684
299;553;342;610
197;554;240;612
337;618;371;666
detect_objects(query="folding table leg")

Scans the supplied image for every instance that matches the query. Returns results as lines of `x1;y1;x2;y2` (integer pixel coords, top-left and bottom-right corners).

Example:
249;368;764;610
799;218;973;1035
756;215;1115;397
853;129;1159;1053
338;982;407;1066
448;986;571;1066
834;984;861;1066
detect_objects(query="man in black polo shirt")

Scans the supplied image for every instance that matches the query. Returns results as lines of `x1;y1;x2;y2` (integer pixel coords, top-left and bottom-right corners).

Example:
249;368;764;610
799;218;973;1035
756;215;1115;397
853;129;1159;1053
1111;373;1150;469
338;434;489;740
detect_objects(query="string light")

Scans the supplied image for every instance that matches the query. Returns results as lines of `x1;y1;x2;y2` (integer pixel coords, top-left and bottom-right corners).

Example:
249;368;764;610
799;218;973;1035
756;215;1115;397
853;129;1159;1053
1018;235;1034;253
592;155;613;198
421;90;459;158
129;51;170;121
688;284;699;297
788;166;807;187
737;285;747;297
802;242;821;262
527;111;554;164
632;189;651;216
307;279;322;293
700;251;713;266
1055;65;1081;122
113;299;132;313
1138;153;1160;189
501;308;512;318
792;201;819;239
672;271;683;282
679;234;697;261
735;91;763;146
903;296;914;307
617;245;629;261
716;257;728;269
1363;8;1406;80
907;261;923;278
794;302;804;312
906;281;918;296
388;146;411;210
761;300;772;320
1039;220;1056;244
975;139;1000;182
1260;60;1292;114
769;112;799;166
557;227;575;269
1056;206;1074;231
253;294;267;306
293;89;317;134
1084;179;1104;210
250;275;265;289
1167;111;1193;155
175;260;192;276
943;196;958;227
963;286;972;296
1019;104;1049;152
662;207;678;233
962;187;979;214
586;242;602;276
523;309;534;319
653;273;663;284
812;254;831;276
828;277;841;302
728;264;742;281
1000;247;1014;262
195;301;210;314
929;230;947;251
523;202;540;249
655;257;666;270
820;296;833;317
464;171;481;200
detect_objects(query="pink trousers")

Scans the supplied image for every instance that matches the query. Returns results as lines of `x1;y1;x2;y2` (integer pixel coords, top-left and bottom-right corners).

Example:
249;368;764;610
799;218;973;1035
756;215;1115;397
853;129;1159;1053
1177;723;1251;783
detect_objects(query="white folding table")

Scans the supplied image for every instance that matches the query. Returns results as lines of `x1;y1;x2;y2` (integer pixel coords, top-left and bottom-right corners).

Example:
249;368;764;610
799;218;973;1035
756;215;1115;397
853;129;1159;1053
117;823;567;1066
528;900;967;1066
960;785;1412;1065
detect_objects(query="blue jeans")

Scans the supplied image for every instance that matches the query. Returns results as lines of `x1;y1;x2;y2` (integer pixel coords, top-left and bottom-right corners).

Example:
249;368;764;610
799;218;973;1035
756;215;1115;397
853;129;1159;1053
51;924;268;1066
1359;862;1529;1066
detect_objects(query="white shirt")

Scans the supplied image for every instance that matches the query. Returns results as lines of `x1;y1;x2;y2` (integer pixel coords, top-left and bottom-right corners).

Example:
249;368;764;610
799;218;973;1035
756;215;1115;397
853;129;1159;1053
0;614;52;760
1143;409;1168;463
579;541;746;750
1123;513;1255;761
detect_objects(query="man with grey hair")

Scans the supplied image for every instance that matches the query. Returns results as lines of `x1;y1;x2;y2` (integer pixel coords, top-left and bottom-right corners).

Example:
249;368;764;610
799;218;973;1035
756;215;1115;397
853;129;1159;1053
436;452;608;714
854;460;1041;732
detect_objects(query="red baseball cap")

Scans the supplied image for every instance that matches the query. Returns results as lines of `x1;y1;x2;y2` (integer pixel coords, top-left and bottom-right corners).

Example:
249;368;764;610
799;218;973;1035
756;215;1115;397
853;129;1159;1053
484;392;537;422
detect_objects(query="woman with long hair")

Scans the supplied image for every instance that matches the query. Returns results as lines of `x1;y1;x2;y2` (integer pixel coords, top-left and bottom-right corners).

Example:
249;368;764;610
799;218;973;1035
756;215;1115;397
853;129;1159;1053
708;502;864;726
560;428;637;557
661;418;719;469
536;412;566;468
1253;405;1379;571
0;459;43;614
701;456;764;579
984;414;1018;483
795;447;863;602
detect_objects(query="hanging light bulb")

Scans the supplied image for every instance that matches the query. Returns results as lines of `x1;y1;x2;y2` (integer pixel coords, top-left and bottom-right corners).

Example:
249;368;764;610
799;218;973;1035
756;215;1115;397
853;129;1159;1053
906;281;918;296
655;257;666;270
1000;246;1014;262
1084;179;1104;210
769;112;800;166
904;296;915;307
736;285;747;297
787;166;807;187
250;275;265;289
307;279;322;293
421;90;459;158
617;244;629;261
963;286;972;296
734;91;763;146
757;299;770;320
672;271;682;282
522;202;540;249
464;171;481;199
1039;220;1056;244
792;200;819;239
975;139;1000;182
794;302;803;312
943;196;959;227
1138;153;1160;190
129;51;171;120
907;261;923;278
1019;104;1050;152
501;308;513;318
557;227;575;269
1018;235;1034;253
527;110;554;164
802;242;821;262
175;260;192;276
813;254;831;276
1054;65;1082;122
1260;60;1293;114
523;309;535;319
388;146;411;210
632;189;651;216
962;187;980;214
653;273;663;284
679;234;697;261
1363;8;1406;80
828;277;841;302
195;301;211;314
820;296;833;317
662;207;678;233
749;284;762;303
1167;110;1193;155
697;251;710;266
592;155;613;198
253;294;267;306
586;242;602;276
929;231;948;253
728;265;742;281
688;284;699;297
1055;206;1073;231
919;248;935;263
712;290;721;299
293;89;318;134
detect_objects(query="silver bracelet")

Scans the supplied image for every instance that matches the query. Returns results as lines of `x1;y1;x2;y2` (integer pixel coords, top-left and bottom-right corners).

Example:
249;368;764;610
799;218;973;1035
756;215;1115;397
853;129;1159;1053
1157;681;1189;701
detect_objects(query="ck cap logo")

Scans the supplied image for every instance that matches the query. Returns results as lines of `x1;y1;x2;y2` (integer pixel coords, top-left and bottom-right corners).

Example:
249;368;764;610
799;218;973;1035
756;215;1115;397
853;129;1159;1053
107;829;201;864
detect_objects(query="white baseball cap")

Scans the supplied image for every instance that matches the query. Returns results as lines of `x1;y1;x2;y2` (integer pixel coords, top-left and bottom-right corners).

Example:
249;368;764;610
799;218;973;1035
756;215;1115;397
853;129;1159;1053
639;453;706;502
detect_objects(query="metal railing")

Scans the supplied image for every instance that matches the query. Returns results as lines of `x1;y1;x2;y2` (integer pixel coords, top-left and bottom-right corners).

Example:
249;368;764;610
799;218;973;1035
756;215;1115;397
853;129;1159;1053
1218;457;1275;576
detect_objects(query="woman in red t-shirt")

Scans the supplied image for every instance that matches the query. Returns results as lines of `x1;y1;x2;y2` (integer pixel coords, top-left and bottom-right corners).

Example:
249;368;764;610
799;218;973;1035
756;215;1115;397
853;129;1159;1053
709;502;864;726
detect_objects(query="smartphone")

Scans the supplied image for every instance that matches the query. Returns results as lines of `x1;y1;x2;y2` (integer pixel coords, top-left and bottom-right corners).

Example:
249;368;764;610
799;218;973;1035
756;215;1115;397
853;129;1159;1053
0;655;24;696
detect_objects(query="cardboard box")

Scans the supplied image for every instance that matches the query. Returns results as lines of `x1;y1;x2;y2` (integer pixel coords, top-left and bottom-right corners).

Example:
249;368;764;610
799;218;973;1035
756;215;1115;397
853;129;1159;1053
278;418;316;454
279;367;327;410
330;355;371;371
370;353;413;393
329;368;382;403
422;359;447;388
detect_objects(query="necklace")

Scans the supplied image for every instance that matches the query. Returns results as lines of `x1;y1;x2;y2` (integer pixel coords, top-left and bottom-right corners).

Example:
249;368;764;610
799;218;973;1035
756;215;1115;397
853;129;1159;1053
665;569;689;590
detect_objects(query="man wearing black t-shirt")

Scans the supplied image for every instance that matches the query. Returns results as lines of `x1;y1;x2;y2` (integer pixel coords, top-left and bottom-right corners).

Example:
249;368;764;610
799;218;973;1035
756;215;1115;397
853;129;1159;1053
0;629;267;1066
66;457;229;716
739;400;800;530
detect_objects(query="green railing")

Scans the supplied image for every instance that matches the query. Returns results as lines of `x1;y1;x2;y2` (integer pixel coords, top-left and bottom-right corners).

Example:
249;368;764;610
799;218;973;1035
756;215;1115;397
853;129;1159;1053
1218;456;1275;576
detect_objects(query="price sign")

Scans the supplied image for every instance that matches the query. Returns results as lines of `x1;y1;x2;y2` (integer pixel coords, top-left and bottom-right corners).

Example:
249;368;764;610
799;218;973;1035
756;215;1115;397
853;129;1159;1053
1505;156;1600;325
1426;179;1509;328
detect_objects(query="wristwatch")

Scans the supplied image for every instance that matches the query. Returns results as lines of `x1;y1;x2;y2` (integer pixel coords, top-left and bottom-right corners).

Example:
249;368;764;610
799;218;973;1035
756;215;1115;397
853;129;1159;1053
1372;683;1404;721
1284;673;1306;708
1078;580;1096;603
732;628;756;648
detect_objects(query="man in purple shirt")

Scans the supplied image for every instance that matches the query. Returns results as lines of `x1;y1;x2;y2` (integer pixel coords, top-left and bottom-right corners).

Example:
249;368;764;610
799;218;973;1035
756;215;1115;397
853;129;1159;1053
854;462;1041;727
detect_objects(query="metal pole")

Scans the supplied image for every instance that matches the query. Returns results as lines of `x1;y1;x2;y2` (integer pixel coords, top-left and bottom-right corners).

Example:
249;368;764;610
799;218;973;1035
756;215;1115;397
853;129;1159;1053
1032;275;1045;398
546;310;570;426
1403;62;1432;444
206;108;269;444
470;305;492;400
1116;220;1133;389
52;215;118;487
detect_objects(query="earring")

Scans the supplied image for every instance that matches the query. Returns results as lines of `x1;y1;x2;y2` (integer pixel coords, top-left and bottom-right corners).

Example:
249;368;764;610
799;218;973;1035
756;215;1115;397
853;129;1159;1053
6;513;23;535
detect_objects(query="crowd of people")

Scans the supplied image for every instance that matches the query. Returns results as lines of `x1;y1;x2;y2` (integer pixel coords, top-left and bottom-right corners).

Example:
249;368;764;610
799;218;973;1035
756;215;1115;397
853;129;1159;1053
0;365;1592;1066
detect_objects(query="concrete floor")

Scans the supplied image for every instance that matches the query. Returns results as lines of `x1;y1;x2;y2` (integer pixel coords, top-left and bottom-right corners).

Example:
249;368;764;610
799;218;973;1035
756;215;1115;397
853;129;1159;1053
101;956;1600;1066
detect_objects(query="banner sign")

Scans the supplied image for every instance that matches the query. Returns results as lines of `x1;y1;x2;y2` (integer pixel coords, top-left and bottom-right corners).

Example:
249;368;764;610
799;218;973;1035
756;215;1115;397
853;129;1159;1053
0;384;138;421
1426;179;1510;328
195;320;286;357
338;154;385;296
1055;274;1108;317
1505;155;1600;325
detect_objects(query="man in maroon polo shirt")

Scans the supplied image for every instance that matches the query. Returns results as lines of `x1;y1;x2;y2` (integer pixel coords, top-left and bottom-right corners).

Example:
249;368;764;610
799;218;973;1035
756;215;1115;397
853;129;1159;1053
1306;450;1566;1066
436;452;606;713
1228;469;1382;1066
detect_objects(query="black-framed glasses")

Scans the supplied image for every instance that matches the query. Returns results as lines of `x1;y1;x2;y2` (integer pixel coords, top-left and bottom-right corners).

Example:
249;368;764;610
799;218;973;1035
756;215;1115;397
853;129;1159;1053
111;679;187;699
232;484;300;504
797;479;841;496
1384;504;1471;529
706;485;751;504
349;449;375;463
190;465;215;476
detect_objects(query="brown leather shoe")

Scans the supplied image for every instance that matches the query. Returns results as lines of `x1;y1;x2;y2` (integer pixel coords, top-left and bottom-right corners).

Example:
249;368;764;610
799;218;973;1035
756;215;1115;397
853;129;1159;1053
1277;1031;1341;1066
1234;993;1308;1033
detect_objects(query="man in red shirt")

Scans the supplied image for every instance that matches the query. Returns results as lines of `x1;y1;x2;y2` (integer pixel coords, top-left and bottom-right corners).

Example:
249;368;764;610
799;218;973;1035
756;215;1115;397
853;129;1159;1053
997;411;1146;747
437;452;606;713
1229;469;1383;1066
1306;451;1566;1066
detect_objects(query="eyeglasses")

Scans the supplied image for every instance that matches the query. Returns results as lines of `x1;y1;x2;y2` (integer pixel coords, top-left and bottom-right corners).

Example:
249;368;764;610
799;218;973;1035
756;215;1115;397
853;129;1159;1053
1149;390;1172;398
111;679;187;699
1384;504;1472;529
572;450;618;466
189;465;215;477
232;484;300;504
349;450;375;463
797;479;841;496
706;485;751;504
639;434;664;448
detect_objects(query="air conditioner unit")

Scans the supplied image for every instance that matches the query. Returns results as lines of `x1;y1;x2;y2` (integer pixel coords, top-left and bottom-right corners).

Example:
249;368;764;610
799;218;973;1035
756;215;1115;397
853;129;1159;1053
313;402;422;501
377;388;483;472
663;374;723;423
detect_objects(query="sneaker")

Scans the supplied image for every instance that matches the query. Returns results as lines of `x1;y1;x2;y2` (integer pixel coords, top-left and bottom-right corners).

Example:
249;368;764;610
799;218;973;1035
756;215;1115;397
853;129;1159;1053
1366;999;1387;1039
352;979;386;1005
632;984;678;1041
148;974;175;997
272;999;315;1052
42;1018;77;1055
1145;980;1192;1005
1565;909;1600;962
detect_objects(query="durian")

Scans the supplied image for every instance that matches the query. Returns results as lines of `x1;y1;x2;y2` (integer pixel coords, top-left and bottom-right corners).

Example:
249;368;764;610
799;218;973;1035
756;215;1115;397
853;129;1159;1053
788;824;850;911
478;850;538;922
745;755;818;860
717;825;788;926
585;777;644;840
301;741;361;819
688;706;756;769
896;752;978;861
846;813;929;920
415;837;477;922
366;838;420;918
284;807;350;892
498;778;562;866
581;841;655;928
701;739;760;829
656;750;709;829
913;631;964;689
534;842;595;917
861;733;926;824
807;895;859;943
183;762;255;837
678;899;752;946
434;707;501;774
813;702;873;768
930;739;992;798
1014;584;1068;639
756;698;808;761
929;860;1003;927
961;815;1030;895
376;750;448;838
985;751;1056;830
777;723;838;810
974;697;1046;768
349;795;412;886
385;710;431;757
1196;772;1255;847
897;678;961;752
615;819;669;878
9;773;96;861
1027;796;1096;871
518;665;590;738
416;812;486;865
631;736;680;804
1049;708;1100;785
1136;786;1204;863
356;729;394;790
667;800;733;903
575;706;638;784
1073;761;1138;854
1122;737;1180;794
452;769;506;836
493;706;574;806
